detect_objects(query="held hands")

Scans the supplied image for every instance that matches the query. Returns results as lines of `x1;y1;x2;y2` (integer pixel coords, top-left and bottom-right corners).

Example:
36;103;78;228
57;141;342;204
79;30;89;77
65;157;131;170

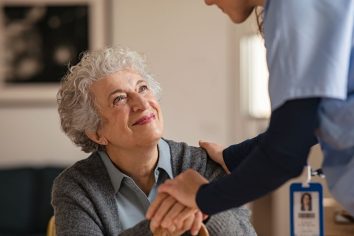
199;140;230;174
149;169;209;210
146;141;227;235
146;170;209;235
147;192;204;236
149;200;204;235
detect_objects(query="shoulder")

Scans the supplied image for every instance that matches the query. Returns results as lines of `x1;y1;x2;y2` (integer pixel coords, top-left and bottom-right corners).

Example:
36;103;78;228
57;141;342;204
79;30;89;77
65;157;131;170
52;152;107;194
52;153;120;235
164;139;207;171
165;139;207;159
164;138;225;181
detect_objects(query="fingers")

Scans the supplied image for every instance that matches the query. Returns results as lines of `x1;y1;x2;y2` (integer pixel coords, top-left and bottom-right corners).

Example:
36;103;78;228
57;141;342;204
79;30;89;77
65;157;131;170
149;194;203;236
178;213;194;234
146;192;168;219
171;209;200;235
199;140;230;174
153;227;170;236
161;169;208;210
199;140;218;150
153;209;196;236
191;211;203;235
161;202;185;229
199;140;224;154
149;170;209;235
198;140;210;148
175;207;198;229
150;195;177;232
157;179;176;195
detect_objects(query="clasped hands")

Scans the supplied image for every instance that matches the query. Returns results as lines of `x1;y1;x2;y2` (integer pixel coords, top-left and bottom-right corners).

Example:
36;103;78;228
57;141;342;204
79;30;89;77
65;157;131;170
146;169;209;236
146;141;227;235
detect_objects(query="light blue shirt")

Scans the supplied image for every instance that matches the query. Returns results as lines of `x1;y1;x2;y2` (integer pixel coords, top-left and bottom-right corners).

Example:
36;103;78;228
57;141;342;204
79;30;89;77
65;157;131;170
264;0;353;110
264;0;354;214
99;139;173;230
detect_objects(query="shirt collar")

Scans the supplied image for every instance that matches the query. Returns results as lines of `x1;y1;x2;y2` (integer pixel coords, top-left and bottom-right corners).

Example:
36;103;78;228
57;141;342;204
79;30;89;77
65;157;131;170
99;138;173;193
99;150;125;193
155;139;174;180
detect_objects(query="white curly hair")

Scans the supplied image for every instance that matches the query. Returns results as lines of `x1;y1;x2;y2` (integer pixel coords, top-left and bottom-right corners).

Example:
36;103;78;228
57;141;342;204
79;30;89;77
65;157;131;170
57;47;161;153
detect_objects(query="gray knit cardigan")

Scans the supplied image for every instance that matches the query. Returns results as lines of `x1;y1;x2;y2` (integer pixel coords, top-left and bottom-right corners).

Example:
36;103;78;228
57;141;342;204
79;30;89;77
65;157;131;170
52;139;257;235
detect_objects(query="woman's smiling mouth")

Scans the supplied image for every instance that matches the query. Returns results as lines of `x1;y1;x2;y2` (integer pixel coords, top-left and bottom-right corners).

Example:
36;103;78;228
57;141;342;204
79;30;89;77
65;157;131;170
133;113;156;126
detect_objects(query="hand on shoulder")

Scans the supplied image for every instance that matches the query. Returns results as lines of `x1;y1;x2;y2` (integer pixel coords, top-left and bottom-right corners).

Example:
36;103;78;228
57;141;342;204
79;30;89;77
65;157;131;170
199;140;230;174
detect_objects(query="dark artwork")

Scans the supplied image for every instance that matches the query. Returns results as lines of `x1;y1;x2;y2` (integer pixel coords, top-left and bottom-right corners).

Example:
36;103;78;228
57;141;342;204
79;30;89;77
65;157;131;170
3;5;88;84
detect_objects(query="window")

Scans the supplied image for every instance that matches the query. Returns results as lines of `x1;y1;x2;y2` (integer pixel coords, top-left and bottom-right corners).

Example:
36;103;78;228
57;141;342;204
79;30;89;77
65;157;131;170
240;34;270;119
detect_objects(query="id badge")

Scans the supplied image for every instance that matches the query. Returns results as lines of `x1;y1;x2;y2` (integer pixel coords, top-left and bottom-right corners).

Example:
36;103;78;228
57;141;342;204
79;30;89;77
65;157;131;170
290;183;324;236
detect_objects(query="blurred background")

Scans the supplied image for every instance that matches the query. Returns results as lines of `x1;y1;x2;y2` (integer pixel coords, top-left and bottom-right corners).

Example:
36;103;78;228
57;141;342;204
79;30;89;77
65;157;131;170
0;0;353;235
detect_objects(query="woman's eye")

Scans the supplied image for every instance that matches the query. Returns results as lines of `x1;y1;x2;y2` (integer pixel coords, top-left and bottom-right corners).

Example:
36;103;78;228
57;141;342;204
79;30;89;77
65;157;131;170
113;95;127;105
139;85;149;93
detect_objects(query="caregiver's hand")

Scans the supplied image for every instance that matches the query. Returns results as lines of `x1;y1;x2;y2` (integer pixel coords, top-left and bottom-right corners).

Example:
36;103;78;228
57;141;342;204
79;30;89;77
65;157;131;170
147;169;208;216
147;193;204;235
199;140;230;174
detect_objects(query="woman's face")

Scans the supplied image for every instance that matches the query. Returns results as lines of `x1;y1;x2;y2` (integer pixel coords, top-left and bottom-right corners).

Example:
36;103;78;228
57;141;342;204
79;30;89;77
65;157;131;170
90;70;164;150
204;0;261;23
303;194;310;205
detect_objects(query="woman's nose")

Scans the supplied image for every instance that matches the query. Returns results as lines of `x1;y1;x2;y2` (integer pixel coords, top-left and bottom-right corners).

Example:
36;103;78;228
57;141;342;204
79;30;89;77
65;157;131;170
131;93;149;112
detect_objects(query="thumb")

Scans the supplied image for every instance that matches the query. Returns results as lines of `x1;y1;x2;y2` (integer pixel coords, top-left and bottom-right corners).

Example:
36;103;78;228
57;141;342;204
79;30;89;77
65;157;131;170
157;181;175;196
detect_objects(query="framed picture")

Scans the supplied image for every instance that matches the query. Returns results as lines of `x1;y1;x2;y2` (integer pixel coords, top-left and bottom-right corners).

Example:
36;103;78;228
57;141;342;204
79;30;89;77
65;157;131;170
0;0;109;105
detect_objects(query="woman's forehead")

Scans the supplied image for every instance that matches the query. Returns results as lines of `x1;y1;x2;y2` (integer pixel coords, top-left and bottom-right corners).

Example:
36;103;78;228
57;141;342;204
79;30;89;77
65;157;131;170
102;71;144;85
91;71;145;97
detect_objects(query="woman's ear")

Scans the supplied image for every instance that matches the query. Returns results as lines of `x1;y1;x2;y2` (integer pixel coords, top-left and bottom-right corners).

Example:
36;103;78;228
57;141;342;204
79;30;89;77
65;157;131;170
85;130;108;145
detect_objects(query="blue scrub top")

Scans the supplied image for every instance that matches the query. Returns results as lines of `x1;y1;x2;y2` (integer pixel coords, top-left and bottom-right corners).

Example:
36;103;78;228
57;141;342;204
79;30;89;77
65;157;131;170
263;0;354;214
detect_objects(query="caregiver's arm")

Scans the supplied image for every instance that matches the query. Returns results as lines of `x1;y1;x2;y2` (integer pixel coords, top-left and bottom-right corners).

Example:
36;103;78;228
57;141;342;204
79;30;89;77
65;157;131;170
197;98;320;214
223;133;265;171
200;132;265;173
154;98;320;216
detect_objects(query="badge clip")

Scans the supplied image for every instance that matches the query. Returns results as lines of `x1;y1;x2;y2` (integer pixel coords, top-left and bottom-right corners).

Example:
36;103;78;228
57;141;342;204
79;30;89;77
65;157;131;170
302;165;325;188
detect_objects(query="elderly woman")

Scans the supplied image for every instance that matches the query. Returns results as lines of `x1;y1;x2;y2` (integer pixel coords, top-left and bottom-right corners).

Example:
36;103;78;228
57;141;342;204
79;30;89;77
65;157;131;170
52;47;256;236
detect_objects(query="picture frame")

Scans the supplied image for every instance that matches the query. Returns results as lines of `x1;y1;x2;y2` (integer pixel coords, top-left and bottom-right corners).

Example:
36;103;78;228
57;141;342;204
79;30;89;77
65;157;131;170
0;0;109;105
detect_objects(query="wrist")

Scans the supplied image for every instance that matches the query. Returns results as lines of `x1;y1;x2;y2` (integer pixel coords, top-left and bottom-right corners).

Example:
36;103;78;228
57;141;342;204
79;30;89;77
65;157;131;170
195;183;209;214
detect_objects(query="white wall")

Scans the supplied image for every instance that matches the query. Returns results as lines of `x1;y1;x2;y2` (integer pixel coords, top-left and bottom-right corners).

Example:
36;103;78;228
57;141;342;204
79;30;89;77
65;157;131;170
112;0;237;146
0;106;87;167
